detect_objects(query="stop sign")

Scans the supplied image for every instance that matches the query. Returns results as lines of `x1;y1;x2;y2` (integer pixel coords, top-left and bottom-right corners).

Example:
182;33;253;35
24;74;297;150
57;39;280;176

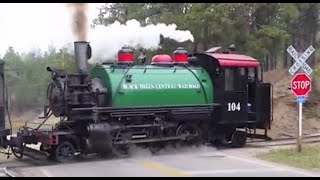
291;73;312;96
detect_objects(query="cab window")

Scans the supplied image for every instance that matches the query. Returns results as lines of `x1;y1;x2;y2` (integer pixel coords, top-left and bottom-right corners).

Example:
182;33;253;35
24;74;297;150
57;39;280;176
248;67;255;80
225;68;235;91
257;65;262;81
240;67;245;76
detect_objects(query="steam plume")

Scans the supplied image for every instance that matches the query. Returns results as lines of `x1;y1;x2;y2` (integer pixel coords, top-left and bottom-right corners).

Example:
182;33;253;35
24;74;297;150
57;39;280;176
64;3;194;64
88;20;194;64
65;3;88;41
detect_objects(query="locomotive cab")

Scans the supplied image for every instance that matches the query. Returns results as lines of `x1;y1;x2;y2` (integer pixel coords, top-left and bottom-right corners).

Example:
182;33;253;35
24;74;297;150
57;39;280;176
189;50;272;144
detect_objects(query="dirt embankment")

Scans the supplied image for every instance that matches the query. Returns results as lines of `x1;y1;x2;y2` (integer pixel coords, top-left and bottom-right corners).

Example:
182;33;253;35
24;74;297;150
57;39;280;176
264;69;320;139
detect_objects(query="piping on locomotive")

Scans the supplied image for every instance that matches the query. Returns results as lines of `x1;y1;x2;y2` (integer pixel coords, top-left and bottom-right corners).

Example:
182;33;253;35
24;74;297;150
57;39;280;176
0;40;273;163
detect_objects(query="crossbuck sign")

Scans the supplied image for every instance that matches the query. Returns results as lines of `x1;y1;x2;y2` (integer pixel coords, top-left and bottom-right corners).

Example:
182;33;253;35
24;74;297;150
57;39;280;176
287;45;314;76
287;44;315;153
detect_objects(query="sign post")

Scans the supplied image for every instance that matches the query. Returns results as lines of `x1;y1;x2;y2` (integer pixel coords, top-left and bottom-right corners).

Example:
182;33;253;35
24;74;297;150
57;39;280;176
287;45;314;152
291;74;310;152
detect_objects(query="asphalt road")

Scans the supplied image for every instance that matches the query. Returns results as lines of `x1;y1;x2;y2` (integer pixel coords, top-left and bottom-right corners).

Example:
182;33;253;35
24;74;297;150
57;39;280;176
3;145;319;177
0;169;7;177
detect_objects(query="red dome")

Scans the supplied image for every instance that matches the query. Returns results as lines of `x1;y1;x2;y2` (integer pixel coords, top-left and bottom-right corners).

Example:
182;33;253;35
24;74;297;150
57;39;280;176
151;54;173;65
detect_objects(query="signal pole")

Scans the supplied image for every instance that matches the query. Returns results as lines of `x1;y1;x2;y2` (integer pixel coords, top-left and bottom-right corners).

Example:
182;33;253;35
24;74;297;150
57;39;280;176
296;96;305;152
287;45;314;153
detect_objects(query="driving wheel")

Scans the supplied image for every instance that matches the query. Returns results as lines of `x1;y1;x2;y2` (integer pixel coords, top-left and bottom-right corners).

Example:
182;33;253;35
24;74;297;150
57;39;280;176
53;141;76;163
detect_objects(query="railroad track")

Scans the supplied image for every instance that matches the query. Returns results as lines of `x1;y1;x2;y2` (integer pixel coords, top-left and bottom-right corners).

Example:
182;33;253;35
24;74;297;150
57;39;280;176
1;133;320;177
247;133;320;147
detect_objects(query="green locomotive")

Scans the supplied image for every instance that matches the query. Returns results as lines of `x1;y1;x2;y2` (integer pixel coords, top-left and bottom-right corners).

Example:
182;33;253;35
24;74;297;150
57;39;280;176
0;41;272;162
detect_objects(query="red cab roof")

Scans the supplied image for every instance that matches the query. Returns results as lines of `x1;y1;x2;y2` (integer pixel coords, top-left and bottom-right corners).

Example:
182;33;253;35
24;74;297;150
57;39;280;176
207;53;260;67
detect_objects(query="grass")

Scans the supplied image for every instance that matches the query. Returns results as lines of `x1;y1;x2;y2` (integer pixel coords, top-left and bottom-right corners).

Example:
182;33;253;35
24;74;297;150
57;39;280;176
258;144;320;170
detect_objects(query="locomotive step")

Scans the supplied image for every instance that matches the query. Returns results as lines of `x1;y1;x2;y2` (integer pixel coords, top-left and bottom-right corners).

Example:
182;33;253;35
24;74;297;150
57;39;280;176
69;92;93;95
69;92;106;95
68;84;90;88
69;102;96;106
68;73;90;77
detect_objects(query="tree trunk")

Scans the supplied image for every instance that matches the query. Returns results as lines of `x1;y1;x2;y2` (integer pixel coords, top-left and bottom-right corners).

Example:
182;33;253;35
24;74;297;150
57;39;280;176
273;54;277;70
203;24;209;51
283;43;288;68
270;54;274;70
265;54;269;72
310;30;316;67
193;43;198;53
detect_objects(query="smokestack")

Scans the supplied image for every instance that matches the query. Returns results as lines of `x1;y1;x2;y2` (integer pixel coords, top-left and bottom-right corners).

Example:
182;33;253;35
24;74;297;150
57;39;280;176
74;41;91;73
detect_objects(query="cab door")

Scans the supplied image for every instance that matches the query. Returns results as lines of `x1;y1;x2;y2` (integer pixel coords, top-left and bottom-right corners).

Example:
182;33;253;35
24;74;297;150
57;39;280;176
255;82;272;129
215;67;248;124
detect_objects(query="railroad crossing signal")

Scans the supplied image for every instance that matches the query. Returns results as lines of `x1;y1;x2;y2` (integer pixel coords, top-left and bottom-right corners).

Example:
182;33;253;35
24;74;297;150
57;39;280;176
287;45;314;76
291;73;311;96
287;44;315;153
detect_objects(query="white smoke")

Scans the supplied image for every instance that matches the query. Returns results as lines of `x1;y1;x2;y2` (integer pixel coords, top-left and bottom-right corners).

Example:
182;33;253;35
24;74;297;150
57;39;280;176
0;4;194;62
88;19;194;64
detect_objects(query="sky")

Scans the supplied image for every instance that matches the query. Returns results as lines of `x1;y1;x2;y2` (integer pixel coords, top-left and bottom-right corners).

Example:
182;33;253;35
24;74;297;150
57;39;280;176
0;3;104;57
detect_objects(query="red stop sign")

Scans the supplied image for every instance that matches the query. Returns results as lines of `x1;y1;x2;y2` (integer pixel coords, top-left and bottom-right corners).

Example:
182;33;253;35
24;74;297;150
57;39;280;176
291;73;312;96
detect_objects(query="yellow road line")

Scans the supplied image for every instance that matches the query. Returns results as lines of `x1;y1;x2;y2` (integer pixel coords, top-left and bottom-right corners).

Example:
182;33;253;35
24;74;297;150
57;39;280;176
139;160;188;177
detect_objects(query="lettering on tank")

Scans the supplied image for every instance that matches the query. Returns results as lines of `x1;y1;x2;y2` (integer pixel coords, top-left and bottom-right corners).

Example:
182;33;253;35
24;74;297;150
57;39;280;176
122;83;201;90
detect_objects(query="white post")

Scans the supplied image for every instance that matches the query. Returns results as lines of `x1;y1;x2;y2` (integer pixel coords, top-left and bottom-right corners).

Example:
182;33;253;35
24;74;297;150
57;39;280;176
297;102;302;152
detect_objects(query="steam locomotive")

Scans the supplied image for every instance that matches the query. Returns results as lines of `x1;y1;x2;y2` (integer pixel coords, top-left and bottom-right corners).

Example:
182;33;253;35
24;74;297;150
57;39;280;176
0;40;272;163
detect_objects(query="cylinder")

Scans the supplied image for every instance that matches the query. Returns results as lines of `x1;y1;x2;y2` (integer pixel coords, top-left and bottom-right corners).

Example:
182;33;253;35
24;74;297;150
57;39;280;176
74;41;90;73
87;123;113;154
